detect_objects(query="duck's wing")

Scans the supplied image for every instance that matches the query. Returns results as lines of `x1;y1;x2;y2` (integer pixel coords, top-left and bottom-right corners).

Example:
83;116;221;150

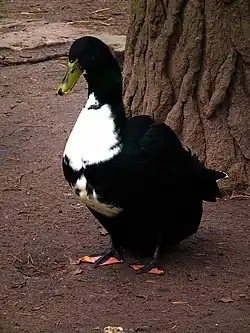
140;122;227;202
120;121;226;204
121;117;188;166
139;122;188;163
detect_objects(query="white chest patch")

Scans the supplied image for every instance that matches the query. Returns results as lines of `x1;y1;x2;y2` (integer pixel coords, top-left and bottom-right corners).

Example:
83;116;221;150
64;93;123;217
63;93;121;170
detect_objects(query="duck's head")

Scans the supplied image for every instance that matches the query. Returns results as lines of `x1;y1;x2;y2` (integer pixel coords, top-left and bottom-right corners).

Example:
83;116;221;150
56;36;121;96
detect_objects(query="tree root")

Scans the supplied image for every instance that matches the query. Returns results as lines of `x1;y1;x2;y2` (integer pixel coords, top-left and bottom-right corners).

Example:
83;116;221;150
0;52;67;66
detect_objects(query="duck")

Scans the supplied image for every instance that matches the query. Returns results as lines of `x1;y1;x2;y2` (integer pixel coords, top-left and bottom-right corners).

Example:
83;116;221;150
56;36;228;275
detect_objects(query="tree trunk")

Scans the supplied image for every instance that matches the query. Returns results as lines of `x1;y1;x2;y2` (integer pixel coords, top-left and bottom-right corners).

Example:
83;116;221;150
123;0;250;192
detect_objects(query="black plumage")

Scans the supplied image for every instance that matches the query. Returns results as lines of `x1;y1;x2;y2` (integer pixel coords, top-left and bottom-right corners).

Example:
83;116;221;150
58;36;227;274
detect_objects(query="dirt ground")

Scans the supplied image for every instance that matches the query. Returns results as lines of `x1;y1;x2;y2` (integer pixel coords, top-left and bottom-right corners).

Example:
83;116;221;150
0;1;250;333
1;0;129;35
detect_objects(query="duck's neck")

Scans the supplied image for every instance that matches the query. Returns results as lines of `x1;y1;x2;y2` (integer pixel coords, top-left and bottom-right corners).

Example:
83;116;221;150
85;68;126;135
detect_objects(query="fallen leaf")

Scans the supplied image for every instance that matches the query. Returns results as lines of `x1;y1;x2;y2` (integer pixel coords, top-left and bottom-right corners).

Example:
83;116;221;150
218;297;233;303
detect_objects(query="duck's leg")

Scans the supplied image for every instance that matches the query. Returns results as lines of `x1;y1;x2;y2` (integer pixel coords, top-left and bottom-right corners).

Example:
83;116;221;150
81;240;124;267
130;237;164;275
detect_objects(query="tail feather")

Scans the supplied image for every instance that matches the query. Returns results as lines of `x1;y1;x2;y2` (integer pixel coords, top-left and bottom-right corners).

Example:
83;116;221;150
187;151;228;202
215;171;229;182
201;169;228;202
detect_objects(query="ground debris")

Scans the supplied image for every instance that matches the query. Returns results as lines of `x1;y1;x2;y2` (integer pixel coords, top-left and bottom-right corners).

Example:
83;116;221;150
218;297;234;303
0;52;67;66
135;294;149;301
172;301;188;305
72;267;83;275
134;326;151;332
89;8;110;15
104;327;124;333
229;190;250;200
68;256;81;265
97;225;108;236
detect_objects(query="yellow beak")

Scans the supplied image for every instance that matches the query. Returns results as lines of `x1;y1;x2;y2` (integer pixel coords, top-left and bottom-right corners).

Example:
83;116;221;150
56;59;82;95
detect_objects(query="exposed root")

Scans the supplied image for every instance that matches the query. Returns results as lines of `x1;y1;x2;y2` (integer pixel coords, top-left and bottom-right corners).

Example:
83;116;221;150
0;52;67;66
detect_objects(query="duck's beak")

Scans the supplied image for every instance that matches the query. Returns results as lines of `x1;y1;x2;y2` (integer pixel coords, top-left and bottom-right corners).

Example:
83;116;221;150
56;59;82;96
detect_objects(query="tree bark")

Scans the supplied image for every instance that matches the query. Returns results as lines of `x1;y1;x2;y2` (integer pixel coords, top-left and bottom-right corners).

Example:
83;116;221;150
123;0;250;192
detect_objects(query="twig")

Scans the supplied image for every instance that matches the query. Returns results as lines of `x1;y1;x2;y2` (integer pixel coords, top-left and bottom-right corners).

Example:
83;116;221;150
16;174;24;184
2;187;21;192
27;253;34;266
34;165;51;173
27;213;41;223
67;20;111;26
89;8;110;14
172;301;188;304
187;304;194;311
227;269;244;276
93;20;111;26
229;194;250;200
67;20;90;25
9;254;23;263
31;305;45;311
170;322;178;329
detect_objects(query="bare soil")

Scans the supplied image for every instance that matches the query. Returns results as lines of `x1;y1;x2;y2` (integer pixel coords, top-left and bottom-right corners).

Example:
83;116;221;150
0;1;249;333
1;0;129;35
